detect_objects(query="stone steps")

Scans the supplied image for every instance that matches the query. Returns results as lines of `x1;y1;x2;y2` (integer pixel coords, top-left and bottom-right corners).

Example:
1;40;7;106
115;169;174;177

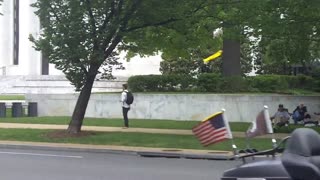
0;75;127;94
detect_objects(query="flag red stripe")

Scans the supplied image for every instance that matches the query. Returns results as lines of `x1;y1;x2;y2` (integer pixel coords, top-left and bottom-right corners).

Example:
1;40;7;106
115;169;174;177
198;129;227;142
192;121;210;131
197;128;227;141
201;132;227;144
194;126;215;137
193;124;212;135
202;133;227;145
200;130;227;144
192;121;210;132
203;136;227;146
198;127;226;136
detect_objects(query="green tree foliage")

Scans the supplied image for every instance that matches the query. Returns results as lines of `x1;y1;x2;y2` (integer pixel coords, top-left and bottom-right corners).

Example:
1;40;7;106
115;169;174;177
159;48;223;76
242;0;320;75
158;0;320;76
30;0;222;133
0;0;3;15
158;0;258;77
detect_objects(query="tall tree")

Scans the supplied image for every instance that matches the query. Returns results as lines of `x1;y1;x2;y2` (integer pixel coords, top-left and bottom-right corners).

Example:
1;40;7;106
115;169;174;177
30;0;220;133
159;0;254;77
0;0;3;15
242;0;320;74
157;0;320;76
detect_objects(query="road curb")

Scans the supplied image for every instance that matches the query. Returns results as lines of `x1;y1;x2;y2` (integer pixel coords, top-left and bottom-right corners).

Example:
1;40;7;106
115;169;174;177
137;152;234;160
0;143;138;156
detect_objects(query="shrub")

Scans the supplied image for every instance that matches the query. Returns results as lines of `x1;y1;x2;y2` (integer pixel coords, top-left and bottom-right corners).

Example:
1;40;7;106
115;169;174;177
128;74;195;92
248;75;289;92
221;76;249;93
295;74;315;89
196;73;222;92
128;74;318;93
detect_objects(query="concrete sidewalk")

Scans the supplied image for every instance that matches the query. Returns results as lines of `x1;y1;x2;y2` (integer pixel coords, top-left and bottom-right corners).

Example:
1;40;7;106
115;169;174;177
0;123;289;159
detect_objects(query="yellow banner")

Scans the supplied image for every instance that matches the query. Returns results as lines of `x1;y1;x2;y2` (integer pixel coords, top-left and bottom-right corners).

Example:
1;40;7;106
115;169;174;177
203;50;223;63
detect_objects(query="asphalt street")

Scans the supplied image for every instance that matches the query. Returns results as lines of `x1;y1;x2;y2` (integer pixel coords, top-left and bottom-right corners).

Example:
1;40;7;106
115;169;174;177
0;147;239;180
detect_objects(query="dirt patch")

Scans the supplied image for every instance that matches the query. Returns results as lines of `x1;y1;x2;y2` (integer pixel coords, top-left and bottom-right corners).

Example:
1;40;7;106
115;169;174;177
46;130;96;139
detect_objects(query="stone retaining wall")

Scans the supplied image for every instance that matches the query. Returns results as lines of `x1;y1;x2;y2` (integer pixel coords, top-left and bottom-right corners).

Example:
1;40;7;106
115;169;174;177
26;94;320;122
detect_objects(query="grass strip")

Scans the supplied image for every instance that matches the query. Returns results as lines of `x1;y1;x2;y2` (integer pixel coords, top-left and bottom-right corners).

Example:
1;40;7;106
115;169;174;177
0;95;25;100
0;116;312;133
0;128;278;151
0;117;251;131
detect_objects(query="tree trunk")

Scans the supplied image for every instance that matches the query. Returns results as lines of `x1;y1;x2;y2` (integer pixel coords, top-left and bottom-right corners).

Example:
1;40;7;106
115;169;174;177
67;65;99;134
222;19;241;77
222;39;241;77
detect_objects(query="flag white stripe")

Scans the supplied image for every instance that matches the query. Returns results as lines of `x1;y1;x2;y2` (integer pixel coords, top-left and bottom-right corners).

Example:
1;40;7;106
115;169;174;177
221;111;233;139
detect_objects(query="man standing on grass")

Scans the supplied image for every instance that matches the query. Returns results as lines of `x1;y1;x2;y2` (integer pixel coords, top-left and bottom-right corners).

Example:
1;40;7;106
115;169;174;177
121;84;130;128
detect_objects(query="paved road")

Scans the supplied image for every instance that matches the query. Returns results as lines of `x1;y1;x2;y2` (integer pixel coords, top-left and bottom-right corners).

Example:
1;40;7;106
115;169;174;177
0;147;239;180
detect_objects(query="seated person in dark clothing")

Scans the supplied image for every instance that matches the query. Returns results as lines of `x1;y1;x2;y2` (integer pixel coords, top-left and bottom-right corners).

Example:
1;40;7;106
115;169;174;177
305;112;320;126
271;104;290;127
292;103;312;125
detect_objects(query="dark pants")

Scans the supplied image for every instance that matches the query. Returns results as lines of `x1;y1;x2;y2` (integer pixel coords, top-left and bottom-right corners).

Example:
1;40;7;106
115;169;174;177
122;107;130;127
293;111;304;125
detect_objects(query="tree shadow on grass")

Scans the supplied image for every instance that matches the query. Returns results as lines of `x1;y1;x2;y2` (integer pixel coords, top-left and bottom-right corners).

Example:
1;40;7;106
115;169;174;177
46;130;96;139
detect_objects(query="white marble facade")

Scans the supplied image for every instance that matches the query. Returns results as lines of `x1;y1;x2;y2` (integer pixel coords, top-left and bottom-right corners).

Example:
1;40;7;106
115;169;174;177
0;0;44;76
0;0;161;77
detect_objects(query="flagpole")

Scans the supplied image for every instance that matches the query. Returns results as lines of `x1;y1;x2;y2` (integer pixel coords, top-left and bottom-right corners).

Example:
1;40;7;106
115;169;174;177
221;108;238;158
264;105;277;149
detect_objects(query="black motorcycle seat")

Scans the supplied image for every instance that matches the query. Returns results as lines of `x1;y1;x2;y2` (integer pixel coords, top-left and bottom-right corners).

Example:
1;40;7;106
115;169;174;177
222;159;290;179
282;128;320;180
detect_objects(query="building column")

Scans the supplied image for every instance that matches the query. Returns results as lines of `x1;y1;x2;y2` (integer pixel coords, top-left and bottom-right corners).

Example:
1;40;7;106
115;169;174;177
19;0;41;75
0;0;14;75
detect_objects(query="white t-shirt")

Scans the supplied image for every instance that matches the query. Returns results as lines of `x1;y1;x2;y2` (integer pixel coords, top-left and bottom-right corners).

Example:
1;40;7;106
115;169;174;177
121;90;130;108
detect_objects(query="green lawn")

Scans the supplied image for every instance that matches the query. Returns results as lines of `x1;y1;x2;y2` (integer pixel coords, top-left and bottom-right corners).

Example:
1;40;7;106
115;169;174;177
0;95;25;100
0;116;312;133
0;116;251;131
0;116;311;151
0;128;277;151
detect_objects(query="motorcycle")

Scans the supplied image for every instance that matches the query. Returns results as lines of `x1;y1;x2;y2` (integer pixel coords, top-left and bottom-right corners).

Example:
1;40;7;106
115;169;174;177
221;128;320;180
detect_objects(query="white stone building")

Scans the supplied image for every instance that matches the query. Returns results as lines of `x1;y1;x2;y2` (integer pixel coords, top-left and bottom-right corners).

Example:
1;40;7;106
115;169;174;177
0;0;161;94
0;0;161;76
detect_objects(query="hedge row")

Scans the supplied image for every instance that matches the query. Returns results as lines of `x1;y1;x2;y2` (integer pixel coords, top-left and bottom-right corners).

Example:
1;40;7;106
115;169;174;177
128;74;320;93
128;75;196;92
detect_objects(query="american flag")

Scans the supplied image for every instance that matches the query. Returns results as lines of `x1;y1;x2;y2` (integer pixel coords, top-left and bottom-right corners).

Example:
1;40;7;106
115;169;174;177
192;113;228;146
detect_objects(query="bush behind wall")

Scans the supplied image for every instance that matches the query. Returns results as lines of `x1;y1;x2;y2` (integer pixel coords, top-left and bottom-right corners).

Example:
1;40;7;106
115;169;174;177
128;74;318;93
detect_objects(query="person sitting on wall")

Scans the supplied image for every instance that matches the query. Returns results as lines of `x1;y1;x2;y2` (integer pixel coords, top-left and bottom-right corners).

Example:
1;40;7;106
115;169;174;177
271;104;290;128
292;103;311;125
